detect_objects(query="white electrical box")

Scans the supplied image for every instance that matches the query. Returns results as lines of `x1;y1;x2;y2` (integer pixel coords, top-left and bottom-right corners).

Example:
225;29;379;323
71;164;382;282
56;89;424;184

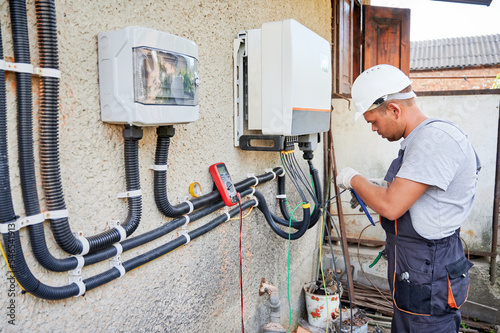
98;26;199;126
233;19;331;147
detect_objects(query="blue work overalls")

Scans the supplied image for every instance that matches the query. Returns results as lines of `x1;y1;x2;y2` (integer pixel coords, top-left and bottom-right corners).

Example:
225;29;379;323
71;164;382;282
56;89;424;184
381;143;474;332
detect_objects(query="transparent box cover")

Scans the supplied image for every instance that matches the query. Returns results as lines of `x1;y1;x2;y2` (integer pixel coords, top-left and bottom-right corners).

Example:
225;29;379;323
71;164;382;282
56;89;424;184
134;47;198;106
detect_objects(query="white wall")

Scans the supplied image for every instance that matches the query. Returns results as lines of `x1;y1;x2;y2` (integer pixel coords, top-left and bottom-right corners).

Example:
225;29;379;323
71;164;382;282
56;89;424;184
0;0;331;331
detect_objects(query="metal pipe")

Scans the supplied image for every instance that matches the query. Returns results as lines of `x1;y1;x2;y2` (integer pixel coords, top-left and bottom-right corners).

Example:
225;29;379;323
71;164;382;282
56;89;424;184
490;98;500;285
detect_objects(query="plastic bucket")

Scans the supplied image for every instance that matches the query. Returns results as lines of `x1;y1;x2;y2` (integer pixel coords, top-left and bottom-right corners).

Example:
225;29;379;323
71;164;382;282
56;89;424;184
303;283;340;328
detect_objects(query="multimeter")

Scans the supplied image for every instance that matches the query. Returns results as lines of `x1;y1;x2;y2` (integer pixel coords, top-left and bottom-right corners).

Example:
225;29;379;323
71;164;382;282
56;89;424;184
209;163;239;207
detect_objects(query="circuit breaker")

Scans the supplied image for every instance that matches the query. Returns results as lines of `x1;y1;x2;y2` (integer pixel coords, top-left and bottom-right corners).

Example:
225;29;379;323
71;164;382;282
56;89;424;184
98;26;200;126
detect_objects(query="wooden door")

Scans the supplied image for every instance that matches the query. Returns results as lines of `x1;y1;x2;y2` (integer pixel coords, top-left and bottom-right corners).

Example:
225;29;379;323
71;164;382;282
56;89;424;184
363;5;411;75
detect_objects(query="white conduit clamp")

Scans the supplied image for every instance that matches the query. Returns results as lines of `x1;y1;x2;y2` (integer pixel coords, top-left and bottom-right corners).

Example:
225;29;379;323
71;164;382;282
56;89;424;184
108;220;127;242
33;67;61;79
71;255;85;270
0;213;45;234
265;168;277;180
109;259;126;278
74;231;90;256
246;186;256;200
224;211;231;222
183;200;194;214
68;266;86;297
276;194;287;199
182;214;190;228
115;225;127;242
117;189;142;199
179;230;191;245
252;196;259;208
149;164;168;171
112;243;123;258
73;280;86;297
109;241;125;278
177;215;191;244
5;61;34;74
247;173;259;186
43;209;69;220
278;168;286;177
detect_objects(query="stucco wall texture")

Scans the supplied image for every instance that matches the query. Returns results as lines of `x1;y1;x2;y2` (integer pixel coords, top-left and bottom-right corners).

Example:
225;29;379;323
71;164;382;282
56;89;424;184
0;0;331;332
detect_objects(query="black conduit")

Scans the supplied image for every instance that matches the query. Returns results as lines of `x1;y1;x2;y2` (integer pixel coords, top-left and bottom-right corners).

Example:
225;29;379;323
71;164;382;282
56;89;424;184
0;25;15;224
254;191;311;240
3;0;316;298
0;11;80;298
154;125;284;217
32;0;143;256
10;0;40;217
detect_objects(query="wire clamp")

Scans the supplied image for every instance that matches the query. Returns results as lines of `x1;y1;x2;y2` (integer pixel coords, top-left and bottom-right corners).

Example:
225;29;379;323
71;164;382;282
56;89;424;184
246;186;256;200
108;220;126;242
71;255;85;270
252;196;259;208
117;189;142;199
247;173;259;186
5;61;34;74
112;243;123;257
277;168;286;177
177;215;191;243
224;211;231;222
43;209;69;219
74;231;90;255
182;214;190;228
149;164;168;171
68;268;85;296
179;229;191;245
109;258;125;278
33;67;61;79
265;168;277;180
182;200;194;214
0;213;45;234
276;194;287;199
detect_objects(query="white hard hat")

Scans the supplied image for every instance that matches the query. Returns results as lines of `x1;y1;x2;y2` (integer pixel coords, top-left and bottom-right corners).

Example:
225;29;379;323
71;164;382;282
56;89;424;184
352;64;415;121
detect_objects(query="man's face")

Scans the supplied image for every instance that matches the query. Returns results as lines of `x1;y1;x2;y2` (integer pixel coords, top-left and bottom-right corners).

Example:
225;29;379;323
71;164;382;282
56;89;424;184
363;106;404;142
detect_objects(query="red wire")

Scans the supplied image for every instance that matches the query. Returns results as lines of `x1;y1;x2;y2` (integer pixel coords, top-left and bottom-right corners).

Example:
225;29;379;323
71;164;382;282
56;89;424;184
237;193;244;333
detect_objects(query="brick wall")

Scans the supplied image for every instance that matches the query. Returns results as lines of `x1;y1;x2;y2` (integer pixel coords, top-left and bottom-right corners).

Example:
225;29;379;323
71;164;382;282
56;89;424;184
410;66;500;92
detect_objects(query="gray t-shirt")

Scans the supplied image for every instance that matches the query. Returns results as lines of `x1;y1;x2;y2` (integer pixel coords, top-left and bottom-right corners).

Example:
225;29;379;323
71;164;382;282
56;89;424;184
396;118;480;240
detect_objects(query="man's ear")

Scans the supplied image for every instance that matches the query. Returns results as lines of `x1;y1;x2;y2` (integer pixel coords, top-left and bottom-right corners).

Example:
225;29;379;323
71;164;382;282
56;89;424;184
387;102;402;119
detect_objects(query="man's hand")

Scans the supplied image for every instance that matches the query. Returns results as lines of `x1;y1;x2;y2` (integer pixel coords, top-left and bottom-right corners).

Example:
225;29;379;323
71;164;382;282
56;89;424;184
336;167;361;190
350;178;388;209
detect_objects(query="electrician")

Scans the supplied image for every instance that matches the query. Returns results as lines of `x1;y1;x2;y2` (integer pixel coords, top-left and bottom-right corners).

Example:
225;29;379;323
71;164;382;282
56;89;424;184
336;64;481;333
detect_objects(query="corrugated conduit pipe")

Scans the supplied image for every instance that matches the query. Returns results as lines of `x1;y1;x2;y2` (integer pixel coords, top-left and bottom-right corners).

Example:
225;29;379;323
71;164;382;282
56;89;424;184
254;191;311;240
0;24;17;234
154;125;285;217
10;0;143;257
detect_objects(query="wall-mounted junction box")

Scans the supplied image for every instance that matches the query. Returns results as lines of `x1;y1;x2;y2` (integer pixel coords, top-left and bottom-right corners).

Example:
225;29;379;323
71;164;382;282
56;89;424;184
233;19;331;150
98;26;199;126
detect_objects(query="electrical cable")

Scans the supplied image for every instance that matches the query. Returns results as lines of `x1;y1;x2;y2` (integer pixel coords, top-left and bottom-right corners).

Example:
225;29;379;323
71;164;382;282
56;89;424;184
237;193;244;333
289;153;318;206
325;208;353;333
287;202;305;333
356;221;392;305
318;208;330;333
277;160;323;230
318;186;347;333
